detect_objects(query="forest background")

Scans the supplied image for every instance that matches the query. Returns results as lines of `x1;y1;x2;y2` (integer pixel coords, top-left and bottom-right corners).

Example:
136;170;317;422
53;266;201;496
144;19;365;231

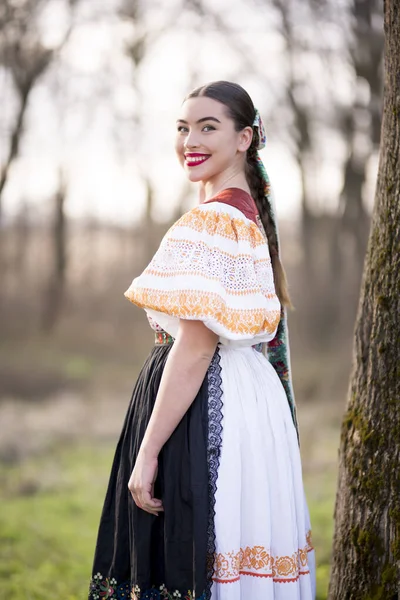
0;0;384;598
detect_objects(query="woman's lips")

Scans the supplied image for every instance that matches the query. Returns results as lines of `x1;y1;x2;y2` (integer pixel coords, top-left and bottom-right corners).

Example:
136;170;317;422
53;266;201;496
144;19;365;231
185;154;211;167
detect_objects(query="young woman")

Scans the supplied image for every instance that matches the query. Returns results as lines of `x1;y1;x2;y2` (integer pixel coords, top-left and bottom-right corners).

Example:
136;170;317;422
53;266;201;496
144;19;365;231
89;81;316;600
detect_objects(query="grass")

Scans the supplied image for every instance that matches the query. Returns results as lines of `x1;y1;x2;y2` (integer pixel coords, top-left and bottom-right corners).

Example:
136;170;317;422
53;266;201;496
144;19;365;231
304;468;336;599
0;443;114;600
0;440;335;600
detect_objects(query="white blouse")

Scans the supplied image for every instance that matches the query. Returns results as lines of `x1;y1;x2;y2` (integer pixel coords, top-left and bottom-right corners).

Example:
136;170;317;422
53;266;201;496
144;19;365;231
124;201;281;347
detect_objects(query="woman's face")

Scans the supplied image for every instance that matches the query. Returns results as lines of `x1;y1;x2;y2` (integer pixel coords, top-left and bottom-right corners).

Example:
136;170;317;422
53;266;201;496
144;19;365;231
175;96;252;185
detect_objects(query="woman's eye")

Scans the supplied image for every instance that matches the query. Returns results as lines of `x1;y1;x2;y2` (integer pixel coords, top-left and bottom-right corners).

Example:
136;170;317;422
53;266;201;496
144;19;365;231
177;124;215;133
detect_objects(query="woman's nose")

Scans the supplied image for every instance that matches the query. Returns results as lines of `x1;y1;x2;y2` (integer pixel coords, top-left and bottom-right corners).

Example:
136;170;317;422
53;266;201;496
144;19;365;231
184;129;200;149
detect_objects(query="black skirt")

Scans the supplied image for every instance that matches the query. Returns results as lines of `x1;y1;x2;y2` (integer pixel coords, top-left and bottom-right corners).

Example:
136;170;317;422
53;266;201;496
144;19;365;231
88;343;223;600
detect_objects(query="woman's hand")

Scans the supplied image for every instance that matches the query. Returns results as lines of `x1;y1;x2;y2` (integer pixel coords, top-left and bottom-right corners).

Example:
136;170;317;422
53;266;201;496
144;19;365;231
128;449;164;516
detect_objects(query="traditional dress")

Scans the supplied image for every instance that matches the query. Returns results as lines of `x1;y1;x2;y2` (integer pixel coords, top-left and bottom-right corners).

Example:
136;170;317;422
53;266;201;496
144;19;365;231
88;187;316;600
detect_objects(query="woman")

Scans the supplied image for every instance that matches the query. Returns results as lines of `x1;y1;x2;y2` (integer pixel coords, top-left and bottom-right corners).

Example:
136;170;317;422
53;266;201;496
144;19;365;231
89;81;316;600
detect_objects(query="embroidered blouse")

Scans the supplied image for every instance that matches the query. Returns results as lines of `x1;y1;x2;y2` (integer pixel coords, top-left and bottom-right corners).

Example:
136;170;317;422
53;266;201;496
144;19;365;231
124;190;281;346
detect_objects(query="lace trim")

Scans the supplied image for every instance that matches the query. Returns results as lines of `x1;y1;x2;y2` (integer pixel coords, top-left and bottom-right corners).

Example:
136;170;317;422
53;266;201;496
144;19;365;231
205;347;223;599
88;575;205;600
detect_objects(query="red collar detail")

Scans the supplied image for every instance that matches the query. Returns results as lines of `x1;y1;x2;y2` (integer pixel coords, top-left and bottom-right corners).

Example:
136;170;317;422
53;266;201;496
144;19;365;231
203;187;259;224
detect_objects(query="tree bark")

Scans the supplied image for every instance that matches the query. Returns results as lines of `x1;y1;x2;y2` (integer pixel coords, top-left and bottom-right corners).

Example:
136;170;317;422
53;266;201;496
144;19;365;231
328;1;400;598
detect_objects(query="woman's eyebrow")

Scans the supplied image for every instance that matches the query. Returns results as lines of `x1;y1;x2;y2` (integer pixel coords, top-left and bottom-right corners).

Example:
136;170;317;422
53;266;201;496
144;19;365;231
176;116;221;124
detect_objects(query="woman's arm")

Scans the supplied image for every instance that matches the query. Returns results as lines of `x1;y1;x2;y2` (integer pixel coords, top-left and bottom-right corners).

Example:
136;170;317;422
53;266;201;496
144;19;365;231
128;319;219;515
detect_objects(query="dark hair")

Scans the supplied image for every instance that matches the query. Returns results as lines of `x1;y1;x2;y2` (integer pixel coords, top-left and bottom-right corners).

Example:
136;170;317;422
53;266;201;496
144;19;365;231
185;81;292;308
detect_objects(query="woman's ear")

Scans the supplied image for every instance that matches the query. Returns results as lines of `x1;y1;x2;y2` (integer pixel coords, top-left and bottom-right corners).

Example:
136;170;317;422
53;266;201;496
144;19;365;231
238;126;254;153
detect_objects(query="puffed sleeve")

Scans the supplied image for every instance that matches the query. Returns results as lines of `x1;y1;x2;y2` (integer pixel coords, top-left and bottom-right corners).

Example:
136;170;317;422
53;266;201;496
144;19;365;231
124;202;281;346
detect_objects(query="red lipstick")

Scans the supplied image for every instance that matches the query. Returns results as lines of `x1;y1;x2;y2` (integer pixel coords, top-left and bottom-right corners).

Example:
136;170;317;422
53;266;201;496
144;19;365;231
185;153;211;167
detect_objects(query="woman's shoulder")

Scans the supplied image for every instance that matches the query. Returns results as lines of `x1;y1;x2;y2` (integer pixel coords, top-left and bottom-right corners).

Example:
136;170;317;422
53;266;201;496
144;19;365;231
165;188;263;248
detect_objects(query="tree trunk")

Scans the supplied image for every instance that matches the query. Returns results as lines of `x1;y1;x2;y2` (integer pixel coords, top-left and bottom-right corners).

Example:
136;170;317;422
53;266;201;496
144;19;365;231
41;174;67;332
328;1;400;598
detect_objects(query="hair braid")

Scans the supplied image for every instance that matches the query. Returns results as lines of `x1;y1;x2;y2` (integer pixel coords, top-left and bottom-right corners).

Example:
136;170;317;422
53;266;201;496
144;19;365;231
245;135;293;309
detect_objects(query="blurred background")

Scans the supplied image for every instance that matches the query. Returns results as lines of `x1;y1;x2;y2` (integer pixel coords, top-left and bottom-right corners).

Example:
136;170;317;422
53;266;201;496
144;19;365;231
0;0;384;598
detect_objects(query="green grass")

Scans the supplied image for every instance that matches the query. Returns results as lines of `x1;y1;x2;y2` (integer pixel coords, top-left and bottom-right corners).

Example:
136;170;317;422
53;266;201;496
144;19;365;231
0;443;334;600
304;468;336;599
0;443;114;600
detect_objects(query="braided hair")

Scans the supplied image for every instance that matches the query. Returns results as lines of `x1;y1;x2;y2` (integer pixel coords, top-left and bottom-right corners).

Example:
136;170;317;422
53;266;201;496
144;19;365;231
185;81;293;308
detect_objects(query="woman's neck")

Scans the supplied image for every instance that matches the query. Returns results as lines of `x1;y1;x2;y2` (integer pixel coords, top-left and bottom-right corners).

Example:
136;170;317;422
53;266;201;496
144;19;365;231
200;173;251;203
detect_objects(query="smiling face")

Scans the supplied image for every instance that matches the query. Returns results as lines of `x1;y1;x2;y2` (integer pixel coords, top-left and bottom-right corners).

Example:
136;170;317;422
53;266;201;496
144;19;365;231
175;96;253;189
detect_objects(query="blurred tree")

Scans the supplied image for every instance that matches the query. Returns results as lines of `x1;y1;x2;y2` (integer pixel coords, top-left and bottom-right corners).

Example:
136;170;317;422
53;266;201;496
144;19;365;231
0;0;77;223
269;0;318;343
267;0;384;350
120;0;202;266
0;0;81;328
41;169;67;331
120;0;168;267
329;1;400;596
329;0;384;334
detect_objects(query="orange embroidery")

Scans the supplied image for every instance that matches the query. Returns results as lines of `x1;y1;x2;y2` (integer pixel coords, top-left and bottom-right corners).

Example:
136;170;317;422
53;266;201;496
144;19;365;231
170;207;265;247
124;288;281;336
212;531;314;584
